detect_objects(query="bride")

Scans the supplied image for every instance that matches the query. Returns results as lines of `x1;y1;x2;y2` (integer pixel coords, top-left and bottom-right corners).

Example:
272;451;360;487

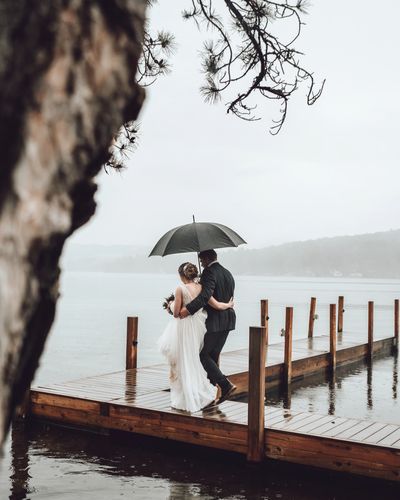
158;262;234;412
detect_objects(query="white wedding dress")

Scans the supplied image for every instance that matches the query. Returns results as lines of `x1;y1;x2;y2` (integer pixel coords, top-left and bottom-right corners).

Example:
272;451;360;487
158;284;217;412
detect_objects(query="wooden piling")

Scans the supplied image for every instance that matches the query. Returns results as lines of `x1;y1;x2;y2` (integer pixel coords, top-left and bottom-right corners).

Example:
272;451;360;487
395;299;399;344
308;297;317;338
330;304;337;372
260;299;269;345
284;307;293;385
368;302;374;360
126;316;138;370
247;326;266;462
338;296;344;333
15;388;31;419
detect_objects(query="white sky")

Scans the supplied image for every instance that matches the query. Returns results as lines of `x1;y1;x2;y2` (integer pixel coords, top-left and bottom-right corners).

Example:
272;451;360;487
70;0;400;250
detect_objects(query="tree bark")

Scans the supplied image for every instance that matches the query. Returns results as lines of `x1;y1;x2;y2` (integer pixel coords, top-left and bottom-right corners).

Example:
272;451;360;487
0;0;146;447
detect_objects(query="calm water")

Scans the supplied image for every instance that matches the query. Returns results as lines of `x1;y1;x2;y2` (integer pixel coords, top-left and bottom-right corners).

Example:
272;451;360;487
1;272;400;498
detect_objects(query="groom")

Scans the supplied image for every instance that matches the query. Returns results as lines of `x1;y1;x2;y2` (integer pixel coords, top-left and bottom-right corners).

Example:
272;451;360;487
180;249;236;405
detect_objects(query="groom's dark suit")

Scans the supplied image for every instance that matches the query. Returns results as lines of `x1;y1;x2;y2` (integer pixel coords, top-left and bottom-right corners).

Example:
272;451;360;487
186;261;235;388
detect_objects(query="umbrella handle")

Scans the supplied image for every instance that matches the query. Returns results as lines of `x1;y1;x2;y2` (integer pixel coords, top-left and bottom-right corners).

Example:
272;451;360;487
193;215;201;276
197;252;201;277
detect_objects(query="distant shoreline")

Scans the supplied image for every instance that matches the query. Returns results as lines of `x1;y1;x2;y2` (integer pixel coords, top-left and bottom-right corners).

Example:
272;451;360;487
60;268;400;282
62;228;400;279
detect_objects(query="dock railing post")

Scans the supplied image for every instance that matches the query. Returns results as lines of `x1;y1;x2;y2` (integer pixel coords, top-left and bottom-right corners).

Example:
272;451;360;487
368;302;374;360
395;299;399;347
126;316;138;370
260;299;269;345
308;297;316;339
330;304;337;372
284;307;293;386
338;296;344;333
247;326;266;462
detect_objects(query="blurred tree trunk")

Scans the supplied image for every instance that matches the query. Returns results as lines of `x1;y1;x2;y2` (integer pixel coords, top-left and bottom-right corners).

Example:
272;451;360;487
0;0;146;447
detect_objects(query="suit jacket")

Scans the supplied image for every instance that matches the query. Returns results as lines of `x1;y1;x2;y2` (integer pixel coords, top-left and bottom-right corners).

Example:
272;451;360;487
186;262;236;333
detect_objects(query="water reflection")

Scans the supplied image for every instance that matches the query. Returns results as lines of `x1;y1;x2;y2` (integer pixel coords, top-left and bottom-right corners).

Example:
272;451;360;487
328;375;336;415
9;424;30;500
5;420;400;500
282;385;291;410
367;360;373;410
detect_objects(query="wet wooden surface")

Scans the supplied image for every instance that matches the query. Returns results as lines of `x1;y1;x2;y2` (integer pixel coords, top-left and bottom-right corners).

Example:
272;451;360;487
30;333;400;481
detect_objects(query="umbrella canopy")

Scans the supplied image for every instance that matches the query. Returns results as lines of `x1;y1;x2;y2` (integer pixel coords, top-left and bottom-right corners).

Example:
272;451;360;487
149;221;246;257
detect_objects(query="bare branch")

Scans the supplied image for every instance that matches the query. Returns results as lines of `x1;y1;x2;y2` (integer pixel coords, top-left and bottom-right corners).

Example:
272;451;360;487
107;0;324;170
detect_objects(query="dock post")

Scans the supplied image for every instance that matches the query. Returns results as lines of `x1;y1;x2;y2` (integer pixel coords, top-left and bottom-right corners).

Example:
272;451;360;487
368;302;374;360
260;299;269;345
308;297;317;338
247;326;266;462
338;296;344;333
395;299;399;346
330;304;337;372
126;316;138;370
284;307;293;386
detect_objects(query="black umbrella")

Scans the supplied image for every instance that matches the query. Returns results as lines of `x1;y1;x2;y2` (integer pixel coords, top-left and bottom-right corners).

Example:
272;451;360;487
149;217;246;269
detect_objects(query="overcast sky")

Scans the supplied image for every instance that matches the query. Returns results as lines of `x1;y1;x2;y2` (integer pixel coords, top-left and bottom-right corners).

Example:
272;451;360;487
70;0;400;250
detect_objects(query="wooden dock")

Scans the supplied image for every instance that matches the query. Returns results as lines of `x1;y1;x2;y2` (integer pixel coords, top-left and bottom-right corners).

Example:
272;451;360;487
29;325;400;482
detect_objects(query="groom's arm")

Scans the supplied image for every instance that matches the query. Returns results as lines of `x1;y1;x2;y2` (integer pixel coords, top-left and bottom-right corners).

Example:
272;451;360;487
185;269;216;315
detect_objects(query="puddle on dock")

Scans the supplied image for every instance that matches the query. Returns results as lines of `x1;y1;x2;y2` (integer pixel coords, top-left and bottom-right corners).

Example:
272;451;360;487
258;350;400;424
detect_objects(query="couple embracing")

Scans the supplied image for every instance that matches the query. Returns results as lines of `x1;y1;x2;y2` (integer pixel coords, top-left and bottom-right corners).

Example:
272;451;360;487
158;249;237;412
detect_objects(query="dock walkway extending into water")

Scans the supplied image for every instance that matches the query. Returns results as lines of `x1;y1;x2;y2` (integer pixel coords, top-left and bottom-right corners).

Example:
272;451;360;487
30;328;400;482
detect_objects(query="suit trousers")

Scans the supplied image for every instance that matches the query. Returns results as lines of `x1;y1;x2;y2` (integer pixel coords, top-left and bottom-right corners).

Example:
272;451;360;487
200;330;230;388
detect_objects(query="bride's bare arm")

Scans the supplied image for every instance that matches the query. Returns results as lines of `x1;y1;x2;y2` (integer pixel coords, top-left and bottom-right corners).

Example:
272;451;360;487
173;287;183;318
208;296;234;311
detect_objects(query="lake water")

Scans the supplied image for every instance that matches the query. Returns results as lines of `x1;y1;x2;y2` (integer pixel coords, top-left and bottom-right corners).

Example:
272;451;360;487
1;272;400;499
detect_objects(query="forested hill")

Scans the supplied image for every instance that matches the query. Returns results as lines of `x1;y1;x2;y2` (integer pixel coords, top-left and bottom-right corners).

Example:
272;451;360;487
64;230;400;278
221;229;400;278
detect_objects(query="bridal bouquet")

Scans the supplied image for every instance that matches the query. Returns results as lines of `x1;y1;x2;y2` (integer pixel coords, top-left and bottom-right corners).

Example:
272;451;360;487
162;293;175;315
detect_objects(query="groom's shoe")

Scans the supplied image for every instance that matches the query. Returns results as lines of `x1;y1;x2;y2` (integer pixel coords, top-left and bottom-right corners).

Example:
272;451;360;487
216;380;237;405
201;399;218;410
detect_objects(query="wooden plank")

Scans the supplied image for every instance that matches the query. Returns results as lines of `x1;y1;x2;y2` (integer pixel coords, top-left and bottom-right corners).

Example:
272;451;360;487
330;304;336;372
270;412;323;431
32;386;114;402
308;297;316;338
269;411;322;430
338;296;344;333
260;299;269;345
247;326;266;462
292;415;339;434
32;403;248;453
321;419;361;438
306;417;349;436
368;301;374;359
362;424;400;444
126;316;138;370
265;430;400;482
267;428;400;465
283;308;293;385
378;428;400;447
336;421;376;440
30;391;100;412
350;422;389;442
109;404;248;438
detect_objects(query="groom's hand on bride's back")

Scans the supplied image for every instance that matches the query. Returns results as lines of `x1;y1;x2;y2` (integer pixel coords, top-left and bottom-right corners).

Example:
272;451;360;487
179;307;190;319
